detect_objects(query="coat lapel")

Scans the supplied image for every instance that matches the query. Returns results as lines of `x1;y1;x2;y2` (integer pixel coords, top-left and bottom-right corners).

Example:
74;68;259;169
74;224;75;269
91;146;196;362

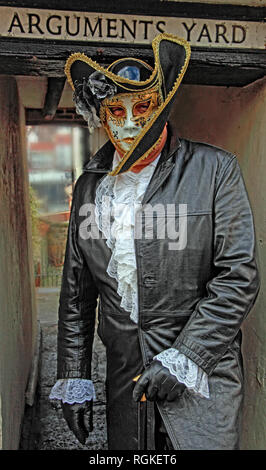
141;124;181;205
84;140;114;174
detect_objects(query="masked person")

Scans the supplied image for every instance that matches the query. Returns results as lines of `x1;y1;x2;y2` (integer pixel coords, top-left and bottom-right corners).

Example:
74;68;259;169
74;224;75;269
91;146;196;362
49;33;260;450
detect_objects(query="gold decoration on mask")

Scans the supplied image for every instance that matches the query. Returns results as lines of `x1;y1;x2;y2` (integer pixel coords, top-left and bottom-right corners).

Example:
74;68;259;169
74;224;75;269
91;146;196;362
104;98;127;128
100;88;160;126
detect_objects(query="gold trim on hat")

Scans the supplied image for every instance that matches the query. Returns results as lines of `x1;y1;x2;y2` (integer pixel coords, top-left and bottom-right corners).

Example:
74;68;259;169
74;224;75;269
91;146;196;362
64;53;158;92
106;57;153;72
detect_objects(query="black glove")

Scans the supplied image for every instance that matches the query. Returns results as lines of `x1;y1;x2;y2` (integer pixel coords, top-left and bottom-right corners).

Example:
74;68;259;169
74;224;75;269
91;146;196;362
133;360;186;402
61;400;93;445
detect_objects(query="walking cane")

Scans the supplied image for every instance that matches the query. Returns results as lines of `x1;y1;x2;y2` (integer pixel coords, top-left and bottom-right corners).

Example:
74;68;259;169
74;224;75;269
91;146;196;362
133;374;147;450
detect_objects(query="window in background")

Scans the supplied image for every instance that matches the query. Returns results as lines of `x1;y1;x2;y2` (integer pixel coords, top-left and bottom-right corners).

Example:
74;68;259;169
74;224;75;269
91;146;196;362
27;125;89;287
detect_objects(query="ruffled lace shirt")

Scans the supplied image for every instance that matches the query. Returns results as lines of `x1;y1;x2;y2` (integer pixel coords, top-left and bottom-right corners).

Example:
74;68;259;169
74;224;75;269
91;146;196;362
49;151;209;404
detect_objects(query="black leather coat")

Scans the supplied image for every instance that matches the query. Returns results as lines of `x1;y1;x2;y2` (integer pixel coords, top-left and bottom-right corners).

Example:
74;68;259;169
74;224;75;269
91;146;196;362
57;126;260;450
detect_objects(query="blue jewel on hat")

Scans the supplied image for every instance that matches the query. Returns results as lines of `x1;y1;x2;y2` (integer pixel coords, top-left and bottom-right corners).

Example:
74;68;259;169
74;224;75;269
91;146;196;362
117;66;140;81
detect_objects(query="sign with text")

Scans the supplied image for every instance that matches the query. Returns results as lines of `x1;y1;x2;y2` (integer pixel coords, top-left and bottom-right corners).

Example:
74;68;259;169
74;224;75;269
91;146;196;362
0;6;265;50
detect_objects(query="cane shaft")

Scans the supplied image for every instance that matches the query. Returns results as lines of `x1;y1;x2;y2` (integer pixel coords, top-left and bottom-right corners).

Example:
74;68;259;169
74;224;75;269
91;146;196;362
133;374;146;402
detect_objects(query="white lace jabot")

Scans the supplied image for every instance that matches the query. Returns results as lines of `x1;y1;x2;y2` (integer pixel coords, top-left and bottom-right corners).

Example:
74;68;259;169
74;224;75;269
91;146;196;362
95;150;160;324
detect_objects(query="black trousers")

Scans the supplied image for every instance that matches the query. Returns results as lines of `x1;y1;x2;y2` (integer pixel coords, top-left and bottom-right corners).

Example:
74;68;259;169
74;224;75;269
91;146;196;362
154;403;174;451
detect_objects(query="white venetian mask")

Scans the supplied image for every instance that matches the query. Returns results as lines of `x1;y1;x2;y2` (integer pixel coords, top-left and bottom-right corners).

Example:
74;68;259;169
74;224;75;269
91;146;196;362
101;90;160;156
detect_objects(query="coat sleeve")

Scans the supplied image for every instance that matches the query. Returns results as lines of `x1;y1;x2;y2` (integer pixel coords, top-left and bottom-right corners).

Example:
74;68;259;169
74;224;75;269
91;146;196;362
173;156;260;375
57;182;99;380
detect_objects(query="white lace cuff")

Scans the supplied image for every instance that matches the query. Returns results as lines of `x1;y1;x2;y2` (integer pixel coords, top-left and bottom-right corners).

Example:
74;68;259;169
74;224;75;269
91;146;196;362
49;379;96;404
154;348;210;399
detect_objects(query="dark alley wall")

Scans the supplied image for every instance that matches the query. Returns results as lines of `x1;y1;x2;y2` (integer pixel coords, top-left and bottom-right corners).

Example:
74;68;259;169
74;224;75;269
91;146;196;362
0;76;37;449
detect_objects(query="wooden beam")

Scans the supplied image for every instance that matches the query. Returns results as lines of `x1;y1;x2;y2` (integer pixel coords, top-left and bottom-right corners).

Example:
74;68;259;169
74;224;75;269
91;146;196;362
0;39;264;86
42;77;66;120
26;107;87;125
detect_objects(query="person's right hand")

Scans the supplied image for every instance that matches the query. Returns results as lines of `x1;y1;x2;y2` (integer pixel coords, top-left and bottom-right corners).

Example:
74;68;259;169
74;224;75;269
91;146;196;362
61;401;93;445
133;360;185;402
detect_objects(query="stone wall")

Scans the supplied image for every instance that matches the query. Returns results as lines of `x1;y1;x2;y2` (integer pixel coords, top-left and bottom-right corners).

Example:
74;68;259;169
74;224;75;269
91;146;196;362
0;76;37;449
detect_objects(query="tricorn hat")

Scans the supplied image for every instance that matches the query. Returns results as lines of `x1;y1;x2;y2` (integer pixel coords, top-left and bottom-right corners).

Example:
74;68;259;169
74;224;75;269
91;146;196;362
65;33;190;175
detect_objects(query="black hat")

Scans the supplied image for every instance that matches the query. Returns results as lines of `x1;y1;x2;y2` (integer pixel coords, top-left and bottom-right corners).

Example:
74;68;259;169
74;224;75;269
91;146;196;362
65;33;190;175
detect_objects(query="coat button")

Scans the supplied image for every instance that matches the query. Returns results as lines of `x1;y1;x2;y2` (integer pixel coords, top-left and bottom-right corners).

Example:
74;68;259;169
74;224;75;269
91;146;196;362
143;274;157;286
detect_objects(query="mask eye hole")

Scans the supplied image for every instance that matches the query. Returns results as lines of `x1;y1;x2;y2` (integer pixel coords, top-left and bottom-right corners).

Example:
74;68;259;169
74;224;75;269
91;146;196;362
133;100;151;116
108;106;126;118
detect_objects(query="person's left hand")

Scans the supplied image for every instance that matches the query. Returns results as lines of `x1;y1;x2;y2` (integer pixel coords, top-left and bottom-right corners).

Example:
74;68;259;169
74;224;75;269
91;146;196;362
61;400;93;445
133;360;185;402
